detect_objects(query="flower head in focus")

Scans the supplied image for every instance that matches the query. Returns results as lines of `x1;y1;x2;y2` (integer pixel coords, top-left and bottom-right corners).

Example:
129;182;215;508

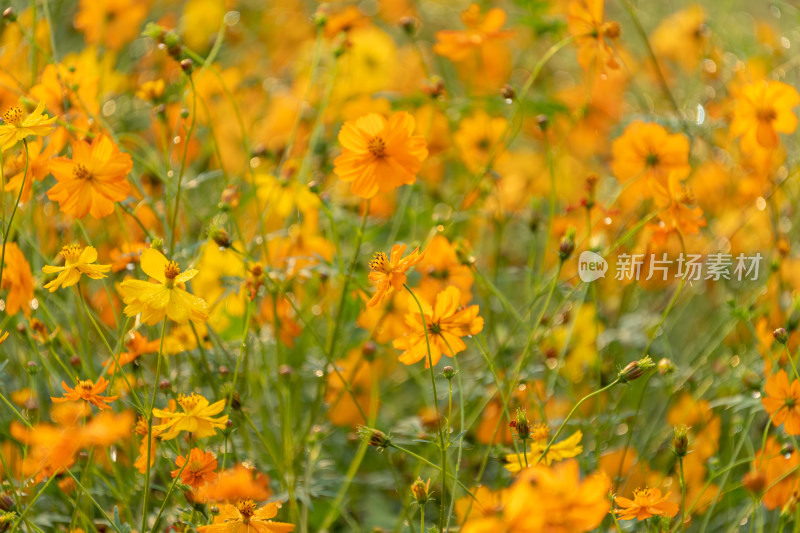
615;487;679;521
51;377;118;411
0;101;56;152
367;243;423;307
42;245;111;292
152;393;228;440
197;500;295;532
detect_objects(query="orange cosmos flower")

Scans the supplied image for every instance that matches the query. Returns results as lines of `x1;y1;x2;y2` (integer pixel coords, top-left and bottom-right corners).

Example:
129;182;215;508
762;369;800;435
51;377;118;411
47;134;132;219
731;80;800;150
615;487;680;521
172;448;218;489
334;112;428;198
118;248;209;325
433;3;513;62
1;243;35;317
611;121;690;197
42;244;111;292
152;393;228;440
197;500;295;533
393;286;484;367
367;244;424;307
196;464;272;503
104;331;161;373
74;0;148;50
0;101;56;152
567;0;621;74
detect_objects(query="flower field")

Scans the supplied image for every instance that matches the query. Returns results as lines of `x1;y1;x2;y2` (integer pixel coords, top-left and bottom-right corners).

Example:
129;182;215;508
1;0;800;531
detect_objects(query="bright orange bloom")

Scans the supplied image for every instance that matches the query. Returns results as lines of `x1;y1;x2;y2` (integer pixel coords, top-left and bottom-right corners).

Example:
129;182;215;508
172;448;218;489
74;0;148;50
567;0;620;74
762;369;800;435
47;134;132;219
367;244;424;307
731;80;800;150
0;101;56;152
614;487;680;521
334;112;428;198
197;500;295;533
1;243;35;317
611;121;690;197
51;377;118;411
104;331;161;373
393;286;484;367
152;393;228;440
42;244;111;292
196;464;272;503
118;248;209;325
433;4;512;62
753;436;800;510
416;235;474;305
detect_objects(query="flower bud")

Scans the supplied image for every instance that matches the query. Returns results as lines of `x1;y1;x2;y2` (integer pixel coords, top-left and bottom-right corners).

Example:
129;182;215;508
657;358;675;375
180;58;194;74
0;494;13;512
26;361;39;376
511;408;530;440
442;366;456;380
2;7;16;22
410;477;431;504
742;470;766;495
209;226;231;248
150;237;164;251
357;426;391;450
558;227;576;261
536;114;549;131
501;84;515;101
399;17;417;36
672;425;689;458
774;327;789;344
618;356;655;383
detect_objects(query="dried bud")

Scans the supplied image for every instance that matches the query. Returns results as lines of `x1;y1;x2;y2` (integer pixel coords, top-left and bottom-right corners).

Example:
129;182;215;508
410;477;431;504
672;425;689;457
357;426;391;450
618;356;655;383
657;358;675;375
774;327;789;345
442;366;456;380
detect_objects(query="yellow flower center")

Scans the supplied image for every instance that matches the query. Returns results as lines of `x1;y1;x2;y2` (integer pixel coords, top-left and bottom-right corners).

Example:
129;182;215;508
2;106;22;127
367;136;387;158
178;393;201;411
77;380;95;393
164;260;181;283
757;107;777;123
601;21;621;39
530;423;550;443
188;460;204;473
633;487;653;502
61;244;82;263
73;164;92;181
369;252;392;274
236;499;257;524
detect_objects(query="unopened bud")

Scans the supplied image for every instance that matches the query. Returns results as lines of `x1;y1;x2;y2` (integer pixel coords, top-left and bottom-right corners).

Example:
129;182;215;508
511;408;530;440
357;426;391;450
2;7;17;22
559;227;576;261
442;366;456;380
410;477;431;503
180;58;194;74
657;358;675;375
672;425;689;457
774;327;789;344
399;17;417;36
618;356;655;383
26;361;39;375
501;84;515;101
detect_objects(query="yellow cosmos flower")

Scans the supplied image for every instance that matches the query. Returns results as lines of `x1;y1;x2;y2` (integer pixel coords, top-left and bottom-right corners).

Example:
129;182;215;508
42;245;111;292
152;393;228;440
503;425;583;470
197;500;295;533
0;102;57;152
118;248;209;325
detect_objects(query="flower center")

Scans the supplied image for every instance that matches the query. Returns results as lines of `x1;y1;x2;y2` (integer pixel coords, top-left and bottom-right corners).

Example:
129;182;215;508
633;487;653;502
601;21;621;39
367;136;387;158
73;164;92;181
369;252;392;274
645;153;660;168
164;260;181;283
236;499;257;524
77;380;95;393
428;322;442;335
2;106;22;127
188;460;204;473
530;422;550;443
757;107;777;123
178;393;200;411
61;244;82;264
